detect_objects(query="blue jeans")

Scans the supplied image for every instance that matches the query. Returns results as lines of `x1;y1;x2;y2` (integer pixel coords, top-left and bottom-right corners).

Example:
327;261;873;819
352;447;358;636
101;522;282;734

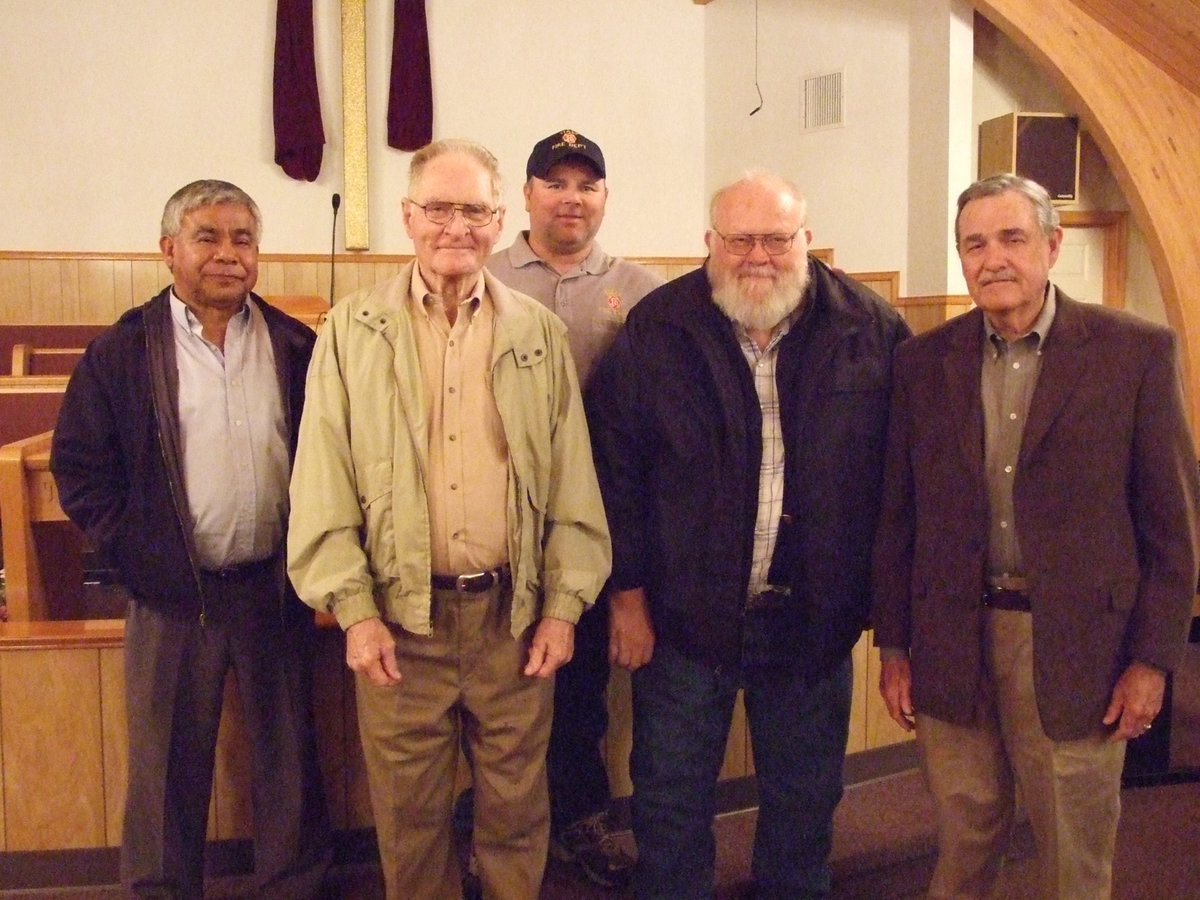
630;643;851;900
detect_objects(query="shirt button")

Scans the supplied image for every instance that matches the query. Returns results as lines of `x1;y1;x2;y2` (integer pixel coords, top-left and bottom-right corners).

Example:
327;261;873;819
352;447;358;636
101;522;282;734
1004;465;1013;474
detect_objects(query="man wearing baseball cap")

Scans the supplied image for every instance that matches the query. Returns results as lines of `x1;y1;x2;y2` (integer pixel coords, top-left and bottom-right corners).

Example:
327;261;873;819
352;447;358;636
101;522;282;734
486;129;663;889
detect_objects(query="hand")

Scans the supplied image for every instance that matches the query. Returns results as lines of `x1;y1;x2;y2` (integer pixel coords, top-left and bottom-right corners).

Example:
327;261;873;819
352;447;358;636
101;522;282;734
345;616;402;687
608;587;655;671
879;654;916;732
1102;661;1165;742
525;617;575;678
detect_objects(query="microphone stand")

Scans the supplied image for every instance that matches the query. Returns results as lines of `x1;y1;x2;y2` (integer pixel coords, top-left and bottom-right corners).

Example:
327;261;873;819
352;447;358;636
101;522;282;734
330;193;341;308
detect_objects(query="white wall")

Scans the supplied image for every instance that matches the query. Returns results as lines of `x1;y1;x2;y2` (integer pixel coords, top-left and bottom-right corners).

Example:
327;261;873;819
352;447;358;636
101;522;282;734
0;0;1158;318
0;1;706;256
703;0;912;277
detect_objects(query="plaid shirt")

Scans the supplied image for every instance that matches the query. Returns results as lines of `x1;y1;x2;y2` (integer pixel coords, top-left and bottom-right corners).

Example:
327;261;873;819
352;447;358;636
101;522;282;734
734;319;793;595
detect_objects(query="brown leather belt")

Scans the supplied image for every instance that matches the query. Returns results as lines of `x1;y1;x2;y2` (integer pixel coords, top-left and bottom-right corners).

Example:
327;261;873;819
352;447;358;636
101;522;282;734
983;583;1031;612
431;565;510;594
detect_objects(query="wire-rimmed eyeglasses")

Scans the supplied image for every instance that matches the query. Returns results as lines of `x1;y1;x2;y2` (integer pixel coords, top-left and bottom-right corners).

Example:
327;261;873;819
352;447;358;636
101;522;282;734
408;200;498;228
712;230;799;256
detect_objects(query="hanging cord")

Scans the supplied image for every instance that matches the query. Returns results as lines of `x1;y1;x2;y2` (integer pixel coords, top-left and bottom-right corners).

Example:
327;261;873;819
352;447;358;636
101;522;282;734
750;0;763;115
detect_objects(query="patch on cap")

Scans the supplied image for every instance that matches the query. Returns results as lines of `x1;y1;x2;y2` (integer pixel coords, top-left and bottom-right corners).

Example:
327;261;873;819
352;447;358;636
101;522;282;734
526;129;606;180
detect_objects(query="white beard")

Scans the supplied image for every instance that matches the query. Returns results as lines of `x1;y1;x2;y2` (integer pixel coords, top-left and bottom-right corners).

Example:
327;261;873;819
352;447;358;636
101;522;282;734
708;262;809;332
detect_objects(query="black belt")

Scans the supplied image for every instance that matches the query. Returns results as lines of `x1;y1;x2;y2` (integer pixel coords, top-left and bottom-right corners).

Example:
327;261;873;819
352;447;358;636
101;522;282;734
431;565;510;594
200;556;277;581
983;583;1031;612
745;586;789;612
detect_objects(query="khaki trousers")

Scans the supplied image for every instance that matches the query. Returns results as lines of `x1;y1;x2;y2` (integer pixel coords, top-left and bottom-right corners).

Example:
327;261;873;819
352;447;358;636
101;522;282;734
356;583;554;900
917;609;1126;900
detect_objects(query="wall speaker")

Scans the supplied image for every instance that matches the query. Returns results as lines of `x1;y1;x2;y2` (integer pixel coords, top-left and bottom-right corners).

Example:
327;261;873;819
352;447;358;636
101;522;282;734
978;112;1080;203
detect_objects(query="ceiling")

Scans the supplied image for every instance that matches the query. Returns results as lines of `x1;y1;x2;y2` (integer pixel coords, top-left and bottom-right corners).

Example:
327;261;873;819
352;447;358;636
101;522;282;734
1072;0;1200;98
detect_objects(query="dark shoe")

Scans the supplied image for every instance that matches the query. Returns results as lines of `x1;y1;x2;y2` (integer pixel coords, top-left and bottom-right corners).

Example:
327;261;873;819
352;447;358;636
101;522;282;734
550;810;635;890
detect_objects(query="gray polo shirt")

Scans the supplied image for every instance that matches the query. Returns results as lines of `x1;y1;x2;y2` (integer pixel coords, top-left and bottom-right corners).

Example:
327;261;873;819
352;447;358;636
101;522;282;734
487;232;664;387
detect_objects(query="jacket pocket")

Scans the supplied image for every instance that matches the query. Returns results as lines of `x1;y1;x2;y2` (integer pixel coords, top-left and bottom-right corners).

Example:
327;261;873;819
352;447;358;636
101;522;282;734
358;459;397;577
1105;579;1137;613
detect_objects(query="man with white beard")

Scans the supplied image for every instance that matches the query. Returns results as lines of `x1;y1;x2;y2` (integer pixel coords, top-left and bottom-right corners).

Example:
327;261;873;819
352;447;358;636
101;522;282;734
586;171;910;899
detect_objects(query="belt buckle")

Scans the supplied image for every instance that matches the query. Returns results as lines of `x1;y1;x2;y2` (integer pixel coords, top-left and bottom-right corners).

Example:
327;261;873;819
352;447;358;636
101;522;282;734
456;570;492;593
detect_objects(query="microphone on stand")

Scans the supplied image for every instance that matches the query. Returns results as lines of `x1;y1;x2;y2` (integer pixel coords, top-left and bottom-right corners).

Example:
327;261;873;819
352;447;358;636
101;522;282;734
329;193;341;308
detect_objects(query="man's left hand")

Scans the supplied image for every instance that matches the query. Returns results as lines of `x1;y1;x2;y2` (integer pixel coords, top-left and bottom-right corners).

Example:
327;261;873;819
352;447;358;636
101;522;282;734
524;617;575;678
1102;661;1166;742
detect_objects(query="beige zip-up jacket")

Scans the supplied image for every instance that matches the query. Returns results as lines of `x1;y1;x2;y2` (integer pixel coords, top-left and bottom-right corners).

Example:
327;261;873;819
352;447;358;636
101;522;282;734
287;262;611;638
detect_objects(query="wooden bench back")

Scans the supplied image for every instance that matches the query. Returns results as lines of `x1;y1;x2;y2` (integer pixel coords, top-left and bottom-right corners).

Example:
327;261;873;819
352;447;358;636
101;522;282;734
0;324;108;376
0;377;69;448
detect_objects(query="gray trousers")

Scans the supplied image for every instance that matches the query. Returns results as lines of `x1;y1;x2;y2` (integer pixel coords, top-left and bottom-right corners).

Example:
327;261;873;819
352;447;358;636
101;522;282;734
121;566;331;899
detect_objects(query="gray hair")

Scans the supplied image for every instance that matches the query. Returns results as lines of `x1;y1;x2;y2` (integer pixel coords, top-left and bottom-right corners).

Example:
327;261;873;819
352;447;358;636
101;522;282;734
709;170;807;228
408;139;503;206
954;173;1059;244
160;180;262;242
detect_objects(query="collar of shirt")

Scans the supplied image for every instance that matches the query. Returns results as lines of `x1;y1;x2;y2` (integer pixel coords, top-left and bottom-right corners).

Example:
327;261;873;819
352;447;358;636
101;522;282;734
983;283;1057;357
168;289;250;338
732;301;804;359
409;266;488;322
508;231;609;277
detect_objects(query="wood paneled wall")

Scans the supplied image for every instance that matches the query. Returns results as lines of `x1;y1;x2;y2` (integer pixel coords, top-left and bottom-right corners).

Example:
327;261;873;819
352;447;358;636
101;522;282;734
0;253;707;326
0;250;903;327
0;621;909;852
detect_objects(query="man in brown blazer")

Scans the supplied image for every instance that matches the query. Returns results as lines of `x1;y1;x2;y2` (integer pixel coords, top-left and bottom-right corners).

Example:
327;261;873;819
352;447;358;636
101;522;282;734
871;173;1199;899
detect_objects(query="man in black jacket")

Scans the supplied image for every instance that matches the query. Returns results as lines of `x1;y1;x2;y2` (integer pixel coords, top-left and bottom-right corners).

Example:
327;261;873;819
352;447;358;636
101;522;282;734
587;171;909;899
51;180;331;899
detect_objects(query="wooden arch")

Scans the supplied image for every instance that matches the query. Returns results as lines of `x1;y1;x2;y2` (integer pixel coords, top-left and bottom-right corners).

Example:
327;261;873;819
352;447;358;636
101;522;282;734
972;0;1200;433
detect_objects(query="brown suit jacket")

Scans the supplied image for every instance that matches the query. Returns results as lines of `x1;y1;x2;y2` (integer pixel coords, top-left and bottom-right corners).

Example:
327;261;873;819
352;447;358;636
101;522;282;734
871;292;1199;740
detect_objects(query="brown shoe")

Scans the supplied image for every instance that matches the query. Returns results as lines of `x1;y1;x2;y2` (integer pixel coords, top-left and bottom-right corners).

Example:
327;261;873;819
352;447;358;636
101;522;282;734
549;810;635;890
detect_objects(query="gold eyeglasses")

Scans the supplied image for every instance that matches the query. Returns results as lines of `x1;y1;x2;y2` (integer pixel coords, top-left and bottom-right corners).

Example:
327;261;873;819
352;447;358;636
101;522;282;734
408;200;498;227
712;230;798;256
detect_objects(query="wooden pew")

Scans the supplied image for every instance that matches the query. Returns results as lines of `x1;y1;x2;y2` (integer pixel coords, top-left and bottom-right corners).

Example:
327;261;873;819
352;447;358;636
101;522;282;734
0;430;85;622
0;376;69;449
0;324;108;376
263;294;329;331
10;343;85;376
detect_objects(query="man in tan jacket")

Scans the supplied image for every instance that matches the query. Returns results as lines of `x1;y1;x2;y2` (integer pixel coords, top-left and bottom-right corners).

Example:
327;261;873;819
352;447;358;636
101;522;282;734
288;139;611;900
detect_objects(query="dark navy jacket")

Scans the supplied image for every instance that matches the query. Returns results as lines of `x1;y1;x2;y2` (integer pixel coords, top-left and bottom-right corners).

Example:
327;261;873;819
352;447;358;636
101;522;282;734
50;288;315;623
587;259;910;675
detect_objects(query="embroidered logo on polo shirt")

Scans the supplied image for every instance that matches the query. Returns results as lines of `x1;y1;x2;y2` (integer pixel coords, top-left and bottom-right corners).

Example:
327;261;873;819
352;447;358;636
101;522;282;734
605;289;622;311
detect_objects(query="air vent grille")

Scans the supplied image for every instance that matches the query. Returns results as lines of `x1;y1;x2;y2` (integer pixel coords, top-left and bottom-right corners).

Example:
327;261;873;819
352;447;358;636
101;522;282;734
802;71;844;130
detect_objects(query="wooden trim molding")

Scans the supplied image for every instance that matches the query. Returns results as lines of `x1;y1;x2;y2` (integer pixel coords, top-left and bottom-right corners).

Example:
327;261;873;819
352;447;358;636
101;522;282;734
1059;209;1128;309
